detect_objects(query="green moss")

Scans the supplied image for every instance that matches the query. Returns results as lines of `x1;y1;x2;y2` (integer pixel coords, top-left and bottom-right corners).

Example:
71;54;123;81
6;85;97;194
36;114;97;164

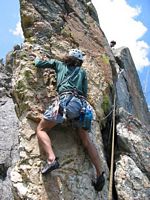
102;95;110;114
24;70;33;79
13;89;29;117
20;52;27;59
101;54;110;65
27;36;36;43
61;26;72;37
24;29;33;38
16;79;27;91
22;14;33;28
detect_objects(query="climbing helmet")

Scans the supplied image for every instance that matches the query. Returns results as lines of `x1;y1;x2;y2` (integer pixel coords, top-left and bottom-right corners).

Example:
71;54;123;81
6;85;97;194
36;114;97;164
69;49;85;61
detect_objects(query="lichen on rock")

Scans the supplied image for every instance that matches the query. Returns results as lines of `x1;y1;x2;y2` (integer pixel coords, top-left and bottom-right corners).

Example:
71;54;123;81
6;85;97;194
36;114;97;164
1;0;149;200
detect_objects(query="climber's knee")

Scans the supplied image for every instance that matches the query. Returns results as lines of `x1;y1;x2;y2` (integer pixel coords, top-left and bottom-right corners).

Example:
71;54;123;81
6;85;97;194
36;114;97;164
36;118;56;134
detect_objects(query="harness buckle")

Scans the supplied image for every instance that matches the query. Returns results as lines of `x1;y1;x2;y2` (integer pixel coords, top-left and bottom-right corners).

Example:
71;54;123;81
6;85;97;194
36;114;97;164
62;107;67;121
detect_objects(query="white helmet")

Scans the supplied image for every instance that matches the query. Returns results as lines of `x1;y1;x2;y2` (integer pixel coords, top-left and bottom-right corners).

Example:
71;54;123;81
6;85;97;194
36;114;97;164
69;49;84;61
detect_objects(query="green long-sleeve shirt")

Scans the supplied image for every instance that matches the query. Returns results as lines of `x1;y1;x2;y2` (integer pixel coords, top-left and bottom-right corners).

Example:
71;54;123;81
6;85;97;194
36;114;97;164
35;58;88;97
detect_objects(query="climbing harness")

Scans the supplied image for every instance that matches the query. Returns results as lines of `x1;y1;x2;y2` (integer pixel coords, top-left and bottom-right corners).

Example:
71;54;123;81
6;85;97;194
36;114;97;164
108;92;116;200
59;90;93;130
59;93;73;121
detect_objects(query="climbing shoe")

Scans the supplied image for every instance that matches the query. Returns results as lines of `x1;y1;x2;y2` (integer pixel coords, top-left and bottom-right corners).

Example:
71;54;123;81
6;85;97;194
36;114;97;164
92;172;105;191
41;158;60;174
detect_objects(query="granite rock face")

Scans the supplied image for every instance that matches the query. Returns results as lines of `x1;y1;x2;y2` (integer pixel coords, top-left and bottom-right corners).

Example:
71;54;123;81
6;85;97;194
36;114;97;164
114;47;149;126
113;48;150;199
115;108;150;200
10;0;114;199
113;47;150;200
0;0;149;200
0;59;19;200
115;155;150;200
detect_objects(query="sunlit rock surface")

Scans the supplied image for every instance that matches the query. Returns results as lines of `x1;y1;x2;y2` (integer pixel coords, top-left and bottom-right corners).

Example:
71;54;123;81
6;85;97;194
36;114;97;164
0;0;149;199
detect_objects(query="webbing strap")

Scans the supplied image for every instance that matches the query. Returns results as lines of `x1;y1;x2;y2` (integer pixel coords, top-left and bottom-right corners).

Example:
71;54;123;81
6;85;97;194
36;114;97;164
60;94;73;120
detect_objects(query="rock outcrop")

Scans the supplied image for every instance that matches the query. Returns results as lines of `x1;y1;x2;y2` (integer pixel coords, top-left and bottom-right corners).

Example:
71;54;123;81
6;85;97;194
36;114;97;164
114;47;150;126
0;0;149;200
10;0;113;199
113;48;150;199
0;58;19;199
115;108;150;200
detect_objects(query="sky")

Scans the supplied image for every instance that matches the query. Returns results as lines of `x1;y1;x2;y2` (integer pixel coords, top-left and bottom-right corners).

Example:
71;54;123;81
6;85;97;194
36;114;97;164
92;0;150;108
0;0;23;59
0;0;149;108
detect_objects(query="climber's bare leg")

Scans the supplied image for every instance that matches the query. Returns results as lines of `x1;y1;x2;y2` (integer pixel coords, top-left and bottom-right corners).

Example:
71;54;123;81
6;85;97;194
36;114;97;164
78;128;102;177
36;118;56;163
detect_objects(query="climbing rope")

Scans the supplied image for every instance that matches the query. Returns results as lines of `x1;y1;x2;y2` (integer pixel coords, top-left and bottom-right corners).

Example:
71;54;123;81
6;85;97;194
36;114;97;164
101;108;113;121
108;92;116;200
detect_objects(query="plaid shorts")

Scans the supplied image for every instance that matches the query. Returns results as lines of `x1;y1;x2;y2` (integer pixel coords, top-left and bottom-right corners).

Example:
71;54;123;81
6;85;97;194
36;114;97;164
44;94;83;124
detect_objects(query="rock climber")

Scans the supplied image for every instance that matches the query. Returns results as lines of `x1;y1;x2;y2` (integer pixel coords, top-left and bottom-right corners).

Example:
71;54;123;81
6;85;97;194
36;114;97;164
34;49;105;191
110;40;116;48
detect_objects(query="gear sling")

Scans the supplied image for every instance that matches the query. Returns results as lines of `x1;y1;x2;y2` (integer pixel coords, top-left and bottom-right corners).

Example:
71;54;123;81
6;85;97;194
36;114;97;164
57;67;93;130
